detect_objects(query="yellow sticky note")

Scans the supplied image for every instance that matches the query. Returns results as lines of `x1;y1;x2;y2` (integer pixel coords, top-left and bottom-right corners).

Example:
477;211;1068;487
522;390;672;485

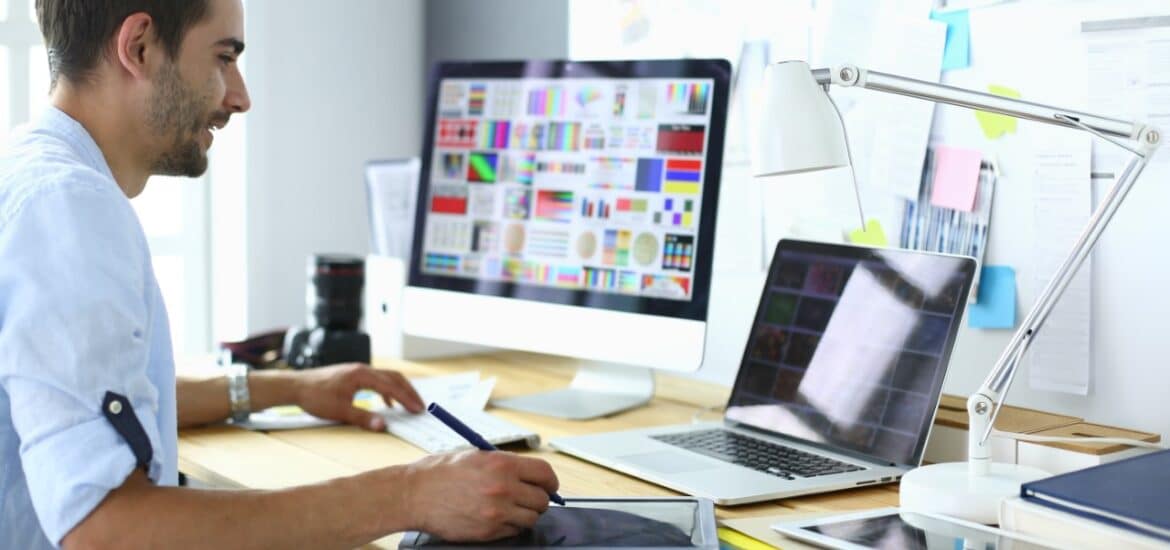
975;84;1021;139
716;527;775;550
849;219;889;247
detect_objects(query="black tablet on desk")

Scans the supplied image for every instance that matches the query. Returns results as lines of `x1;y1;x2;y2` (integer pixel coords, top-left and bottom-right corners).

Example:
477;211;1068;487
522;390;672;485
398;497;718;549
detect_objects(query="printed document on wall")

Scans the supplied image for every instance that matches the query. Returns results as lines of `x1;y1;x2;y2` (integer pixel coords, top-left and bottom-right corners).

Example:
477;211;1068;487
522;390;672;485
1083;17;1170;181
816;0;945;202
1029;134;1092;395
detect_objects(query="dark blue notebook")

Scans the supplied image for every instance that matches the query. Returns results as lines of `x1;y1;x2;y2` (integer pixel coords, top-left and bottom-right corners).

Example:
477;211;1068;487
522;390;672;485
1020;448;1170;542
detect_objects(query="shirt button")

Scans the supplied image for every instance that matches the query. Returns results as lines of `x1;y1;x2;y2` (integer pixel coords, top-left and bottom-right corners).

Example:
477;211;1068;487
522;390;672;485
108;400;123;415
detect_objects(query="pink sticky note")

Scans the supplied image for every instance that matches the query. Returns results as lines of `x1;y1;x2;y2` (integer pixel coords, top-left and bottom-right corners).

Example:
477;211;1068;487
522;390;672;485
930;146;982;212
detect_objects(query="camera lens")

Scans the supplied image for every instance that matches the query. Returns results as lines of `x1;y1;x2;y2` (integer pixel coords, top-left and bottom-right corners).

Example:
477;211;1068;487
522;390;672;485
306;254;364;330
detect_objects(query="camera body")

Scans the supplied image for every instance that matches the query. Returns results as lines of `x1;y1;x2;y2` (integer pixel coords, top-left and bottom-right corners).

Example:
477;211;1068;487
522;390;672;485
283;254;371;369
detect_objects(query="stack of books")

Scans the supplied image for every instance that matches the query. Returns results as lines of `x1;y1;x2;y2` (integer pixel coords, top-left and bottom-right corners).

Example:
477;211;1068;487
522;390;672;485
1000;448;1170;549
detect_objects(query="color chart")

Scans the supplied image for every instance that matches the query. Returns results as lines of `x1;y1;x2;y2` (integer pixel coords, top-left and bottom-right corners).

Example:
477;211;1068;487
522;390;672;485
422;75;714;301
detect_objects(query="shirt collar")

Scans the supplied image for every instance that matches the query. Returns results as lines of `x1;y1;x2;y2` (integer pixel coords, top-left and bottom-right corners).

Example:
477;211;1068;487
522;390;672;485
36;106;117;183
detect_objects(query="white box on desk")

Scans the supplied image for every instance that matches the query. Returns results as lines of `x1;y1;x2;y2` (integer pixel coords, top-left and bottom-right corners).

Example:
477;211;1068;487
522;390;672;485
1016;422;1161;475
365;255;492;360
923;394;1080;465
1000;497;1170;550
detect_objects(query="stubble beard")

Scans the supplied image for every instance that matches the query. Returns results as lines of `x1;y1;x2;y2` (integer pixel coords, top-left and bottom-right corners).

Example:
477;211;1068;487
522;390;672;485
147;61;211;178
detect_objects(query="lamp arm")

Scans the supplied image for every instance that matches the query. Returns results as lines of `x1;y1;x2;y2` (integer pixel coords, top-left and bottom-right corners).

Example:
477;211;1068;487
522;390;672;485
812;64;1164;476
813;66;1146;140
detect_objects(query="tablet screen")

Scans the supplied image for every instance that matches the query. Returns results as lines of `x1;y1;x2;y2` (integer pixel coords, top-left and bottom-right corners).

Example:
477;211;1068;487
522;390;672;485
402;498;715;548
801;511;1051;549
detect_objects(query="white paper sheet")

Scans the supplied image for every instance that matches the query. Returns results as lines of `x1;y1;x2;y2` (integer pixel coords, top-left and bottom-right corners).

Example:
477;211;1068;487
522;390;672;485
1028;134;1092;395
365;159;420;259
236;372;496;431
1083;18;1170;180
817;0;946;202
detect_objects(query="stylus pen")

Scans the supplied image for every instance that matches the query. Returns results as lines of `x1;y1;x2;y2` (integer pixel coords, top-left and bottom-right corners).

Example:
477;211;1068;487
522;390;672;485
427;402;566;505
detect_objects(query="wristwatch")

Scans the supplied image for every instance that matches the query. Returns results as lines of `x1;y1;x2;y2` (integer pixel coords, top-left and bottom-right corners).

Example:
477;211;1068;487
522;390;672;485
226;361;251;423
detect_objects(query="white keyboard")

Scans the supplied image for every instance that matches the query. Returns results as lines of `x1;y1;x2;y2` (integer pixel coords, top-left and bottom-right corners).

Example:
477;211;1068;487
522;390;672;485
379;407;541;454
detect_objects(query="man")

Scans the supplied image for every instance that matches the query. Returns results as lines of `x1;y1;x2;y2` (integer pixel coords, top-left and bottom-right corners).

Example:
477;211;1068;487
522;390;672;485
0;0;560;548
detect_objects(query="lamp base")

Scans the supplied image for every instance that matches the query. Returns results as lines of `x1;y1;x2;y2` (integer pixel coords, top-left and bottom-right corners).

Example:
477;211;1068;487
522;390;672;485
899;461;1049;524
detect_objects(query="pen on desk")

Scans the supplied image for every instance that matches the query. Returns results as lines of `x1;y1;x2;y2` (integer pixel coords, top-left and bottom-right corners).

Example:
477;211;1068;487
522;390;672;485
427;402;566;506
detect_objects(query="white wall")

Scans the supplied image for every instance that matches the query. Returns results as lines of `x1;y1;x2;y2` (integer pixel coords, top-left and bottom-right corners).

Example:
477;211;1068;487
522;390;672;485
238;0;425;334
927;0;1170;440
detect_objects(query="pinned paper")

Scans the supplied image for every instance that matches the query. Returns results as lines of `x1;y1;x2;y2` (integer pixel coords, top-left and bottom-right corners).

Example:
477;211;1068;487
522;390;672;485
931;9;971;70
968;265;1016;329
975;84;1022;139
930;146;982;211
848;219;889;247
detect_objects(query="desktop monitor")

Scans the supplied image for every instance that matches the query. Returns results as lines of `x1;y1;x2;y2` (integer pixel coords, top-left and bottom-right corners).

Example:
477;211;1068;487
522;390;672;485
403;59;731;419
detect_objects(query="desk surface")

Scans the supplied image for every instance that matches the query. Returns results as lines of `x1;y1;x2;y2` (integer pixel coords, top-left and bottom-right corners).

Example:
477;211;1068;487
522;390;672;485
178;352;897;548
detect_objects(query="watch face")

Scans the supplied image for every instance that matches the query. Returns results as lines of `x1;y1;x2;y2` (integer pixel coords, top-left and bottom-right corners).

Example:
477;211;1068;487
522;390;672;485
227;366;251;422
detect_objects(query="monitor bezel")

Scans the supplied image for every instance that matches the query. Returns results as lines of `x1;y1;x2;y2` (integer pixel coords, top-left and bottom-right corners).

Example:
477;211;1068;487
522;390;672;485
408;58;732;322
723;239;978;469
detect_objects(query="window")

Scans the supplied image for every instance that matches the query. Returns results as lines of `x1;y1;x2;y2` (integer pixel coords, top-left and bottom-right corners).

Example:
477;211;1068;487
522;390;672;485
2;2;211;356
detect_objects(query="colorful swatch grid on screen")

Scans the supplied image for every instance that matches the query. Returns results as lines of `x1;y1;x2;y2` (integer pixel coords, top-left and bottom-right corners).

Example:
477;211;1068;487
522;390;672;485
583;125;605;149
478;120;511;149
547;122;581;151
666;82;710;115
437;153;463;179
581;196;612;219
431;184;468;214
501;153;535;184
642;274;691;296
654;197;695;227
467;152;498;183
425;253;460;273
663;159;701;194
657;124;705;155
527;229;570;257
438;119;477;148
528;87;565;116
603;229;632;267
423;76;715;302
585;267;618;289
591;157;638;190
469;83;486;116
663;234;694;271
535;190;575;223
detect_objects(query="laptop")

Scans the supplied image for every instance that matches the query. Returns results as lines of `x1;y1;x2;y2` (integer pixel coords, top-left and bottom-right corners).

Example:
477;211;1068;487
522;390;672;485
550;239;977;505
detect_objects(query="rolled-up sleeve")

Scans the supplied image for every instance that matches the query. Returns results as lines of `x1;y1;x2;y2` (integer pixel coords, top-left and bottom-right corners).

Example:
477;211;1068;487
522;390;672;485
0;179;165;544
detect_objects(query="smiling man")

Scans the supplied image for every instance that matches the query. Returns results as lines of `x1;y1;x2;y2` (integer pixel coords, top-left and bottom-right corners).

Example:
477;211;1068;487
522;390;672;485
0;1;559;548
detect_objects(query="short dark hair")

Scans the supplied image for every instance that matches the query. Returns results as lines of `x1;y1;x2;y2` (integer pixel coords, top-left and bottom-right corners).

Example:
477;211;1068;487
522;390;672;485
35;0;210;86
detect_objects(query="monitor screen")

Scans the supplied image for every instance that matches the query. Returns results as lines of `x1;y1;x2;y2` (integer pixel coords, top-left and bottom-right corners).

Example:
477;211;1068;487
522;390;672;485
410;60;730;322
725;241;976;467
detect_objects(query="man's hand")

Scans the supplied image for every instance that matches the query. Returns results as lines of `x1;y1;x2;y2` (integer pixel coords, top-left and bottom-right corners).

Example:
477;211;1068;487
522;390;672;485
293;364;424;431
402;451;560;541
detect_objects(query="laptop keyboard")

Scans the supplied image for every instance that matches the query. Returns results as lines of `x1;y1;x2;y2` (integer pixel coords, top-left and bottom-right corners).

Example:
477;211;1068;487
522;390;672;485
652;429;865;480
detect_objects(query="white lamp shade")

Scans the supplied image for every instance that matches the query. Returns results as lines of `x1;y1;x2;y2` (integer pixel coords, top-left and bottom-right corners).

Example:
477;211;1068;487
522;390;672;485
754;60;849;177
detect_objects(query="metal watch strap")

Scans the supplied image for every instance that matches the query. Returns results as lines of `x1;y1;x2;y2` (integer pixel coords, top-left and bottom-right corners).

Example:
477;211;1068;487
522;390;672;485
227;362;251;423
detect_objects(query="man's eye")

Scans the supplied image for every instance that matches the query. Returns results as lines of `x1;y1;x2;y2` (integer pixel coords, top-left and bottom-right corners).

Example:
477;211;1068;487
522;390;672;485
219;54;236;64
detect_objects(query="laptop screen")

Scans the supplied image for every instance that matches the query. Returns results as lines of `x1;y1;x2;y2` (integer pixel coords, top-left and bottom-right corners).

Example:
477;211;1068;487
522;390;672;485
725;240;976;467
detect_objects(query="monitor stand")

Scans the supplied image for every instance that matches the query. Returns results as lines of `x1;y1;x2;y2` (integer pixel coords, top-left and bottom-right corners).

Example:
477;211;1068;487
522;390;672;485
491;362;654;420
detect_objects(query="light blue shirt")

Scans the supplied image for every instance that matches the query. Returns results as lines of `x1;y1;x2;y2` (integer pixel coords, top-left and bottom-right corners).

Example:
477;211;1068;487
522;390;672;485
0;107;178;548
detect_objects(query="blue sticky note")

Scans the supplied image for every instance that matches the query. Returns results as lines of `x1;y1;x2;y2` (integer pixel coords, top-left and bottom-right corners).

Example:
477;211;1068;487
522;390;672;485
968;265;1015;329
931;9;971;70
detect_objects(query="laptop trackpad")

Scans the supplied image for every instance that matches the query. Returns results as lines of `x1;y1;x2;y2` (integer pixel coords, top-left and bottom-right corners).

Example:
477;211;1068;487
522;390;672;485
618;451;718;474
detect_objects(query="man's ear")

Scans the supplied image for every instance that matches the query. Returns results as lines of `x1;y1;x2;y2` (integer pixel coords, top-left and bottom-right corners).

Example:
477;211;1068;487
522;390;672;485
112;12;160;80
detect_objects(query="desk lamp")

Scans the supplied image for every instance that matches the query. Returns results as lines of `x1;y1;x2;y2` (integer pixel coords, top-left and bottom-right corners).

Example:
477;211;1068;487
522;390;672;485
755;60;1162;524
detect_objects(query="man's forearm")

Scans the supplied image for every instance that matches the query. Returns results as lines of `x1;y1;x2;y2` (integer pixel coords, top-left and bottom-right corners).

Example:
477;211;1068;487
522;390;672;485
63;467;414;550
176;371;300;428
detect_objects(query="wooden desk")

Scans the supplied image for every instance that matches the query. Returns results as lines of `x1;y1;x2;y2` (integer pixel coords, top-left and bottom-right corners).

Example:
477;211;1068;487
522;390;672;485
179;352;897;548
